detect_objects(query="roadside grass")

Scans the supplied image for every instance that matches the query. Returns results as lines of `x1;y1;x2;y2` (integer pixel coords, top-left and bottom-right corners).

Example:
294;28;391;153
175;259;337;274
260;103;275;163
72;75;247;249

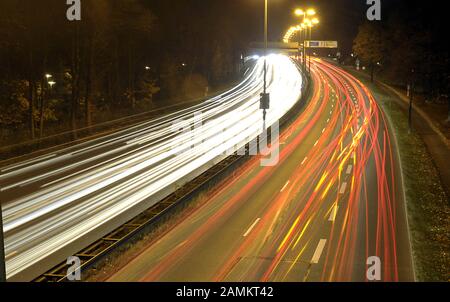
350;70;450;281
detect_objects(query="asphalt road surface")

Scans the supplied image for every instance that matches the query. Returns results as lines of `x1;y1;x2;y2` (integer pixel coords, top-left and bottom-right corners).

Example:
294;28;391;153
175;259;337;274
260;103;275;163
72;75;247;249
109;59;415;282
0;54;304;281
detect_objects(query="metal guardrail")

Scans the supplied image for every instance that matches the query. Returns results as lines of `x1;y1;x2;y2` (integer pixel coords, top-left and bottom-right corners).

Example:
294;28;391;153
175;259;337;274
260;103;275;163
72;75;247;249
34;60;310;282
34;152;246;282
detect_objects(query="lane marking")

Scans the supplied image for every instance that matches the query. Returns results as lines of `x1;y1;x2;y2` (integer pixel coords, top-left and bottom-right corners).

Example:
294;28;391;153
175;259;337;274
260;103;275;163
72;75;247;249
346;165;353;175
322;128;326;134
314;140;319;147
311;239;327;264
339;182;348;194
0;154;57;174
301;157;308;165
175;240;188;249
280;181;290;192
329;205;339;222
243;218;261;237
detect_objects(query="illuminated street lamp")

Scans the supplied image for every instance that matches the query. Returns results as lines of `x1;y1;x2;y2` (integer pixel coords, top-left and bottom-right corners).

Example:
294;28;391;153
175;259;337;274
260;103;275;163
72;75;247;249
48;80;56;88
294;8;318;70
307;9;316;16
294;9;304;16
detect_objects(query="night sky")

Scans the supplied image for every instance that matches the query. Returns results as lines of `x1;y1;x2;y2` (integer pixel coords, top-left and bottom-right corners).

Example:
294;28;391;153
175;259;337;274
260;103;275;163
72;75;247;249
145;0;414;54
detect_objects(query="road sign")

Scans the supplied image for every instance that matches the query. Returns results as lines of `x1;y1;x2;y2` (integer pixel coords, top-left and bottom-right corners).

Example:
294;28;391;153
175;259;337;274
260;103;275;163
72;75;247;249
260;93;270;110
305;41;338;48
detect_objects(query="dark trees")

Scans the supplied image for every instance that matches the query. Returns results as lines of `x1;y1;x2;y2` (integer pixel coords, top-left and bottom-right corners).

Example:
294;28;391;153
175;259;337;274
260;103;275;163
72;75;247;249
0;0;247;144
353;22;384;82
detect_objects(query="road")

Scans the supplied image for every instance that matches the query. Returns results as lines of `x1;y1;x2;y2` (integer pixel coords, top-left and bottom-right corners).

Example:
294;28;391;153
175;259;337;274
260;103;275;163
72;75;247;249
0;54;304;281
109;59;415;282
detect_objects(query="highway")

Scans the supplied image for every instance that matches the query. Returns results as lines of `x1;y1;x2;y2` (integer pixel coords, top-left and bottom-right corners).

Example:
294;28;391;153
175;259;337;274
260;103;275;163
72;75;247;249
109;59;415;282
0;54;304;281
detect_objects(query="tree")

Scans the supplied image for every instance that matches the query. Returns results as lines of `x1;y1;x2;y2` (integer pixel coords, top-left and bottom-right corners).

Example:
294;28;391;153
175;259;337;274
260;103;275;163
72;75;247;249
353;22;384;82
110;0;155;109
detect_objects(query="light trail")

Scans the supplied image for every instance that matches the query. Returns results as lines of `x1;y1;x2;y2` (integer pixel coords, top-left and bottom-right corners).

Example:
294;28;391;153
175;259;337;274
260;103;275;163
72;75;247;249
126;58;413;283
0;54;304;281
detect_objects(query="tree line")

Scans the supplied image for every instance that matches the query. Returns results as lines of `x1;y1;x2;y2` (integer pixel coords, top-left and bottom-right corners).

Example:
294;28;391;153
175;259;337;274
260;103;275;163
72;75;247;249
0;0;247;143
353;1;449;105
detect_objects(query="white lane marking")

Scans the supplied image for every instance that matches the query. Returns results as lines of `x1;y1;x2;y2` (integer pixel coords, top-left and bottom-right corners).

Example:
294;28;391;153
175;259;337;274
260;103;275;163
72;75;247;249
5;250;18;260
346;165;353;175
329;205;339;222
0;154;57;174
339;182;348;194
322;128;326;134
327;118;330;123
175;240;188;249
311;239;327;264
301;157;308;165
280;181;290;192
244;218;261;237
314;140;319;147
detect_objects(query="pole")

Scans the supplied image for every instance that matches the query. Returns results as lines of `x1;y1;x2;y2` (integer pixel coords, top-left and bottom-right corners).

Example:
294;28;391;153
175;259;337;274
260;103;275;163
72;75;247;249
263;0;268;127
303;13;307;70
264;0;267;95
308;27;312;73
0;203;6;282
303;39;306;69
408;83;413;133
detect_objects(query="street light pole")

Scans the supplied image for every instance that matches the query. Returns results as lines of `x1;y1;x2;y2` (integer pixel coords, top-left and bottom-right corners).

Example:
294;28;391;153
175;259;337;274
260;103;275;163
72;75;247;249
408;83;414;133
302;14;307;70
308;25;312;73
408;69;415;133
264;0;268;95
0;203;6;282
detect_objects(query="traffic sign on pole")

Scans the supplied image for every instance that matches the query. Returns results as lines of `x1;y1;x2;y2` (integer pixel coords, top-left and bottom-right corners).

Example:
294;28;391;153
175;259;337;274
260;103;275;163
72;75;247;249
305;41;338;48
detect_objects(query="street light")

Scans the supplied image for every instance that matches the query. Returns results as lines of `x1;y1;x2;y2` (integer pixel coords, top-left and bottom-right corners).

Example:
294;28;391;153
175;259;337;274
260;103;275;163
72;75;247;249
294;8;318;71
295;9;304;16
0;202;5;282
307;9;316;16
260;0;270;129
304;17;319;73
